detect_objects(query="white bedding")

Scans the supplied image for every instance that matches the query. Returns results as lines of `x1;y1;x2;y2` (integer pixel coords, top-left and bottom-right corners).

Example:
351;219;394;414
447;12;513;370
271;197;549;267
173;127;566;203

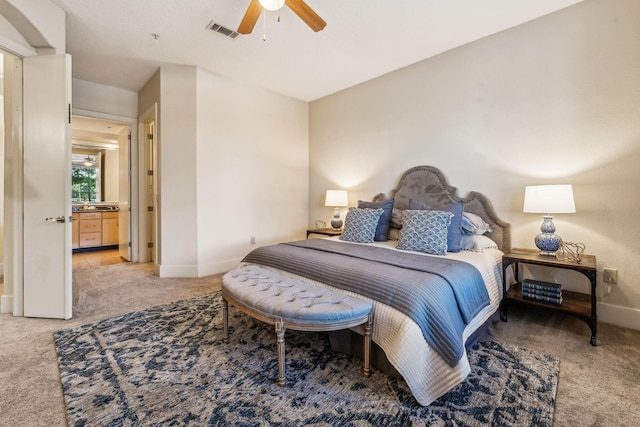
241;236;504;406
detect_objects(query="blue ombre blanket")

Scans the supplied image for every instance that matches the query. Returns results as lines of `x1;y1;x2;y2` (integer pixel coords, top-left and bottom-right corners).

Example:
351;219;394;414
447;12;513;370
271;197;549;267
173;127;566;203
243;239;489;366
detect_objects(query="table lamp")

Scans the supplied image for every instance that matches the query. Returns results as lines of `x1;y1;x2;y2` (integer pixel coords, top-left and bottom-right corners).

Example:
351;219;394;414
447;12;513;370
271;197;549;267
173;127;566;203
523;184;576;255
325;190;348;229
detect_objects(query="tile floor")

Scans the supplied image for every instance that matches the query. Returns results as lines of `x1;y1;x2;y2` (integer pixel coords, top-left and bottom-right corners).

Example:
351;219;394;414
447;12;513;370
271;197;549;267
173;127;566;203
72;249;128;270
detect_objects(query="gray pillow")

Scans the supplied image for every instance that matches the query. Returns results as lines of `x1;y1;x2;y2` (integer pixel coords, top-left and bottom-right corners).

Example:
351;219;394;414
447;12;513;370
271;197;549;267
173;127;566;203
396;210;454;255
339;208;384;243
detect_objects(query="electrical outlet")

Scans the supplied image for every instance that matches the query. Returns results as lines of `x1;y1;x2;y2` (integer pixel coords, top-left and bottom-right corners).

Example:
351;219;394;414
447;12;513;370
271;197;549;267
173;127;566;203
250;236;256;245
604;285;611;295
603;268;617;284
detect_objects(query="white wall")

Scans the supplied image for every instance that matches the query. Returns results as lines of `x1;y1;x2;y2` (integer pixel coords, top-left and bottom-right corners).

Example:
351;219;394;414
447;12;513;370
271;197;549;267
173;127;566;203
156;65;199;276
72;78;138;118
0;0;66;314
103;149;118;201
194;68;309;276
309;0;640;330
150;65;309;278
0;0;64;56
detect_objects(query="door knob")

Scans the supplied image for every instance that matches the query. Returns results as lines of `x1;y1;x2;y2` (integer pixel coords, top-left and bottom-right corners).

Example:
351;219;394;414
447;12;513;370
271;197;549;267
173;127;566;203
45;216;67;223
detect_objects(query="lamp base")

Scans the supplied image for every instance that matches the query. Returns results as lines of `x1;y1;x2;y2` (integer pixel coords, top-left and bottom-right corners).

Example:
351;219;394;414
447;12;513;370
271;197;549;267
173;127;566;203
534;216;562;255
331;207;343;229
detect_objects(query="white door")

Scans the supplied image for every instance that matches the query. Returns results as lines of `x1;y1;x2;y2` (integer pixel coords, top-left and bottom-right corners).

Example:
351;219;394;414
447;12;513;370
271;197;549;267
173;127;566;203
118;128;131;260
22;54;72;319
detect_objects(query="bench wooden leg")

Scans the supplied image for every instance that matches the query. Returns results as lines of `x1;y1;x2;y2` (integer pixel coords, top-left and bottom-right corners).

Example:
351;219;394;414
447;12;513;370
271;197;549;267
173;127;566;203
222;297;229;343
275;319;286;386
363;313;372;378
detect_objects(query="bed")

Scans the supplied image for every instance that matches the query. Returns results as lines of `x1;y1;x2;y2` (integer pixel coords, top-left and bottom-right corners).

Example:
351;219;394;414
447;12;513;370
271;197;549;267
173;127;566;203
240;165;511;406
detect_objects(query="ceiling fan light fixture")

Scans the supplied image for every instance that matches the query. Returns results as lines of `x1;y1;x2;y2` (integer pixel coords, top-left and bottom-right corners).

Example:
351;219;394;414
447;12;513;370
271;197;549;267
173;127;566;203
259;0;285;11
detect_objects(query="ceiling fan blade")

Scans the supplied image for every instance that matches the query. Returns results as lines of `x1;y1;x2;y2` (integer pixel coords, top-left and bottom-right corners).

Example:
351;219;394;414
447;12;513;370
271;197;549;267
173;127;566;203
237;0;263;34
286;0;327;32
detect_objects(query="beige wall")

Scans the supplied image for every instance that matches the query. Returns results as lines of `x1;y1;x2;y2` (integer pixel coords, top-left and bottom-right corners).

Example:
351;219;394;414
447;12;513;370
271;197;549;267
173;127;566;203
309;0;640;329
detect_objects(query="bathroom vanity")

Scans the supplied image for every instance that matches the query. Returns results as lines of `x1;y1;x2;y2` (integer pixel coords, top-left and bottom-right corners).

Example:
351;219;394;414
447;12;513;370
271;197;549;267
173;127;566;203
72;204;119;251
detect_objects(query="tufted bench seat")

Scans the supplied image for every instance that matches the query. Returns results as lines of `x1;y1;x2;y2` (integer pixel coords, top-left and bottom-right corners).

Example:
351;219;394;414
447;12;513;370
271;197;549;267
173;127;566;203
221;265;373;386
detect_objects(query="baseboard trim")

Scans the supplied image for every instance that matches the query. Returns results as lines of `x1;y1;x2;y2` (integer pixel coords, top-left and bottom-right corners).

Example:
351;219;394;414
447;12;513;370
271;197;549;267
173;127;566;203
1;294;13;314
156;258;241;278
157;264;199;278
598;302;640;331
197;259;242;278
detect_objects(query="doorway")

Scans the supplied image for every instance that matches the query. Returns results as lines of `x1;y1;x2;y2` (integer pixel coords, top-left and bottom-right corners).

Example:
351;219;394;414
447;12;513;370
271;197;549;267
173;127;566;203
138;104;158;266
71;113;136;268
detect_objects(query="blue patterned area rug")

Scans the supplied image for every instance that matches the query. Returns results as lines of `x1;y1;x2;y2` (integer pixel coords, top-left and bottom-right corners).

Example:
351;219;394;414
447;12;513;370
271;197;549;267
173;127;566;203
54;292;559;426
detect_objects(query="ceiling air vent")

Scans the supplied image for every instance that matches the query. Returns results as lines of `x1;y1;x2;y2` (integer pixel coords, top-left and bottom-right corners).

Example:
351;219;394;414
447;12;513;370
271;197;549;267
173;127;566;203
206;21;240;39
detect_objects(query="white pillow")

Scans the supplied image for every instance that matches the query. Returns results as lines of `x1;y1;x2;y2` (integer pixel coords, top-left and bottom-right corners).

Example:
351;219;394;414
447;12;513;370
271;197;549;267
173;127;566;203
460;235;498;252
461;212;492;235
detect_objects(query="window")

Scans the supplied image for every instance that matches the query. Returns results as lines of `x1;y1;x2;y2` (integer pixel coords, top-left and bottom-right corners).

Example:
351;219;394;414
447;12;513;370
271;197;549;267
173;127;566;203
72;153;101;202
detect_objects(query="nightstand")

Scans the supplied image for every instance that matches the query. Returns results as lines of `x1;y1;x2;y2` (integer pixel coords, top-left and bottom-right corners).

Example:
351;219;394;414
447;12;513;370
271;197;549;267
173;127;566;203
306;228;342;239
500;248;597;346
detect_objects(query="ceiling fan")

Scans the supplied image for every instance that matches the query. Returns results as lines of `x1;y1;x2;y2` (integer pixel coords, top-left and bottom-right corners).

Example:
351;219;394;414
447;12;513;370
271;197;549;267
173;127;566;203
72;155;97;167
237;0;326;35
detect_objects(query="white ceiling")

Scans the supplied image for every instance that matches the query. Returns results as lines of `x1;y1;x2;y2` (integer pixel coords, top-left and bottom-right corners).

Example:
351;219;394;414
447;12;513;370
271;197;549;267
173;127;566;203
71;115;126;149
50;0;583;103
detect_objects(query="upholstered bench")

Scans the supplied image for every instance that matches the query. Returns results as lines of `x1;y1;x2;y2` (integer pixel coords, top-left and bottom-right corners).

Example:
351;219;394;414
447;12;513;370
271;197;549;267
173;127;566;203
221;265;374;386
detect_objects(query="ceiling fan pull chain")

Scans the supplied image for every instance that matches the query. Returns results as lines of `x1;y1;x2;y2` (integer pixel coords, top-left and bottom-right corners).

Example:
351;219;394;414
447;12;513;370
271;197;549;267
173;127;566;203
263;9;267;41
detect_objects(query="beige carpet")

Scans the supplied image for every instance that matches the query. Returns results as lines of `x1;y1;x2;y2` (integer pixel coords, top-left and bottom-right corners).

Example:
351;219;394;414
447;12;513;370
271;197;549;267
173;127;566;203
1;262;639;426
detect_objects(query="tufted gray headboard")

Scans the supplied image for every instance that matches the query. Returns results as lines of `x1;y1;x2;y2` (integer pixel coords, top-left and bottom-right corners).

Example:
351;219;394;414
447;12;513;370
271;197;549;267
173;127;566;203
373;165;511;252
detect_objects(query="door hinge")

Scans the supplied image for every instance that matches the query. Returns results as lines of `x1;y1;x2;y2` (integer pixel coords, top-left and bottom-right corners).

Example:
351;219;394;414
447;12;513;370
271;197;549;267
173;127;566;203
147;242;154;248
147;206;153;212
147;170;153;176
128;241;132;247
68;104;71;124
147;133;153;140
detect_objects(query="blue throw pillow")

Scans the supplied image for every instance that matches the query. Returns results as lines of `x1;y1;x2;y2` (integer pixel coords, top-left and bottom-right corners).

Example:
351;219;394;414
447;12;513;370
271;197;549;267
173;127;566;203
339;208;384;243
396;210;454;255
408;199;464;252
358;198;394;241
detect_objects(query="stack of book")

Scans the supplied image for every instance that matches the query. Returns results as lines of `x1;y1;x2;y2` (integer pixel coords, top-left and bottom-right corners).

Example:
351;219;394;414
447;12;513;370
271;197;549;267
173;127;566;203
521;279;563;304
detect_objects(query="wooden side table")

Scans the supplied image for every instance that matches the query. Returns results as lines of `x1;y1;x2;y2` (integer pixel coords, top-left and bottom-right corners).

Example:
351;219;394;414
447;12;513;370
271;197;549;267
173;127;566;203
306;228;342;238
500;248;598;346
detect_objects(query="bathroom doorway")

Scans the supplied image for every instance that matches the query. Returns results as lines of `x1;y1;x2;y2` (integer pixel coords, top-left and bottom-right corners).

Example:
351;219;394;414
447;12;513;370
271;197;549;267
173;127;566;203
71;113;137;268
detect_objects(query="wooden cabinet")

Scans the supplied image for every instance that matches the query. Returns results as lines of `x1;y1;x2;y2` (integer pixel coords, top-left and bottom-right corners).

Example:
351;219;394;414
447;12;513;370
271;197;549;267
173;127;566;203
101;212;119;246
78;212;101;248
74;211;119;249
72;213;79;249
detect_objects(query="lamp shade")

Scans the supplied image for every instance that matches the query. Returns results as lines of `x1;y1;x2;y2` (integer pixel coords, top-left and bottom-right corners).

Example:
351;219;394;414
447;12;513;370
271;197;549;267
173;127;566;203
523;185;576;214
325;190;348;207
